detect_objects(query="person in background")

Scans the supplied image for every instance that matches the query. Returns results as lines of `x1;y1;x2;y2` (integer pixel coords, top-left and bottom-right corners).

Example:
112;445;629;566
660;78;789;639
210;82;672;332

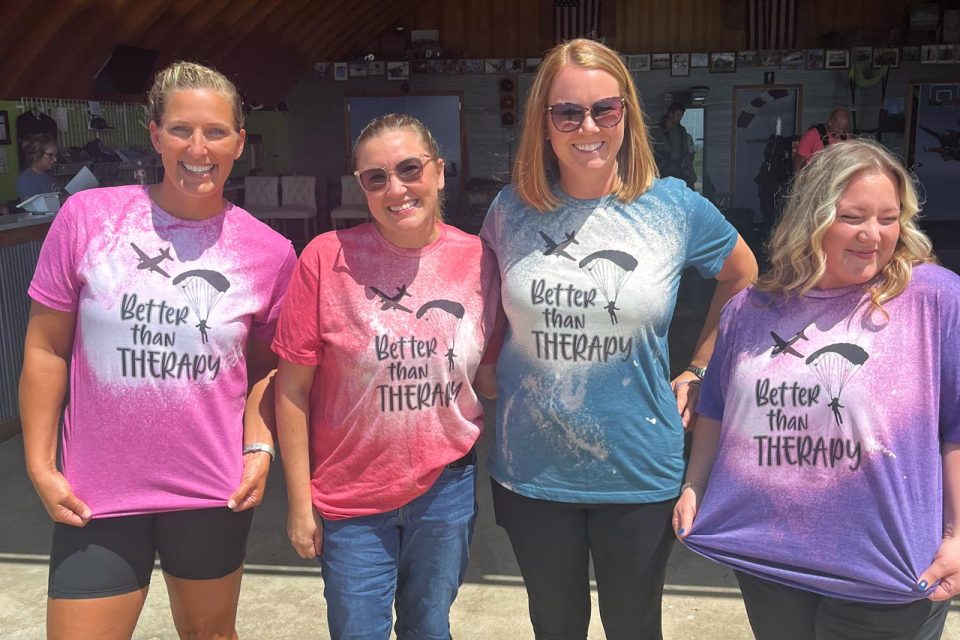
18;133;59;201
793;107;851;170
652;101;696;189
274;114;500;640
20;60;296;638
675;139;960;640
481;39;757;639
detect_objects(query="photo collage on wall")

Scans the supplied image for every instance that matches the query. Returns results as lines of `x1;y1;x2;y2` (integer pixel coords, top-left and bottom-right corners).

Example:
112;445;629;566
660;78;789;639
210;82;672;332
315;45;959;82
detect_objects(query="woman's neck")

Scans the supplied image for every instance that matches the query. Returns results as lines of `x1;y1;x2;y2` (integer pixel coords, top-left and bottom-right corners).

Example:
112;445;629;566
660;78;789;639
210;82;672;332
149;183;225;221
559;165;619;200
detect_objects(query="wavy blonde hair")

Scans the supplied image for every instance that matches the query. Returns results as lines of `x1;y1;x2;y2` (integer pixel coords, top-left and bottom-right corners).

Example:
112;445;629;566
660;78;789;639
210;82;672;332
757;138;934;309
514;39;658;212
148;61;244;131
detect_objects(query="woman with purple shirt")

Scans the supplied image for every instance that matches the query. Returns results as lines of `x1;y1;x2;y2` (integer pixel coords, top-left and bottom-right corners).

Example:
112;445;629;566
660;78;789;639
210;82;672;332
673;139;960;638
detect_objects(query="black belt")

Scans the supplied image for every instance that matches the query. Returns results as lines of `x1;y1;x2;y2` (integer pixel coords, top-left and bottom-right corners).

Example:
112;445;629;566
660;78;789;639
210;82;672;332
447;448;476;469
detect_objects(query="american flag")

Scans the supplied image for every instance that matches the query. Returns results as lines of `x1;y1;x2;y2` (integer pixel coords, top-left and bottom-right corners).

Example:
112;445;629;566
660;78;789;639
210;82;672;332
747;0;798;50
555;0;601;43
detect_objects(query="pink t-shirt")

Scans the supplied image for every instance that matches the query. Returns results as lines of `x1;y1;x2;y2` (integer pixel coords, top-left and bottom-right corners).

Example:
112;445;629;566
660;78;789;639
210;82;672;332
272;223;500;520
29;185;297;518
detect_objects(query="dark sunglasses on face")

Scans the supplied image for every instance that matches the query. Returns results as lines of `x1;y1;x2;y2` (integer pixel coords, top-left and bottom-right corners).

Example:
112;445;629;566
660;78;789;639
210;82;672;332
546;97;626;132
354;155;436;191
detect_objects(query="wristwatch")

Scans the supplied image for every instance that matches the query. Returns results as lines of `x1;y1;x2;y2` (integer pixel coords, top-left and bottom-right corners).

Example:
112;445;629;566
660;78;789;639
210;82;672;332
685;365;706;380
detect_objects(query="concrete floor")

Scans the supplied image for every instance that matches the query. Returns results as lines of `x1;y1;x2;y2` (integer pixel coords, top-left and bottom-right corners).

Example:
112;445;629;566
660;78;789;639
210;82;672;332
2;422;959;639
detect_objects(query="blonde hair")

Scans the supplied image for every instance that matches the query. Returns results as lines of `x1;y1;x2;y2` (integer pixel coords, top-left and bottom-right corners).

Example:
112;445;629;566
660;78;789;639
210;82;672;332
353;114;445;220
148;61;244;131
514;39;658;212
757;138;934;309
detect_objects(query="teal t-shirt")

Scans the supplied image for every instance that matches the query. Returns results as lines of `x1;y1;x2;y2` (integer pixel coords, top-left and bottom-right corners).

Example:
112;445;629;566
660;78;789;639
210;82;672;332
480;177;736;503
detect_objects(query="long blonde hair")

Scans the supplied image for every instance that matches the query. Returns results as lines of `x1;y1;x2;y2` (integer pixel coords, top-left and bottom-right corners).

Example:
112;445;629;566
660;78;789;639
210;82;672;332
757;138;934;309
514;39;658;212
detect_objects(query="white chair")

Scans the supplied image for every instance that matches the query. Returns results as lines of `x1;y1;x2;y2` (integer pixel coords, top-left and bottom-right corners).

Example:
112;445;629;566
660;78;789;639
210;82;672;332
329;175;371;230
280;175;318;240
243;176;281;221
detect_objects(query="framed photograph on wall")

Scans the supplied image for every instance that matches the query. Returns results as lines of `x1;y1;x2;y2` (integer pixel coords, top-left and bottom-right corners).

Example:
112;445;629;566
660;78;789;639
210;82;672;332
873;47;900;68
671;53;690;76
386;61;410;80
805;49;825;70
709;52;736;73
349;61;368;77
780;49;805;69
757;50;781;68
691;53;709;68
368;60;386;77
852;47;873;64
737;51;758;68
333;62;348;81
825;50;850;69
651;53;670;70
628;54;651;72
0;110;8;144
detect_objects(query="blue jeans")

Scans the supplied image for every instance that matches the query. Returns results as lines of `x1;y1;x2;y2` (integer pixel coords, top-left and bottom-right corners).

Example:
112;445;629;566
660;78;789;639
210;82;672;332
320;463;477;640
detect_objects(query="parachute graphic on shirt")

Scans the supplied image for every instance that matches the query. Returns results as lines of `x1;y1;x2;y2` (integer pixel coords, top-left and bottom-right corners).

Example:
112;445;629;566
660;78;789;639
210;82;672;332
578;250;638;325
172;270;231;344
805;343;869;427
417;299;465;371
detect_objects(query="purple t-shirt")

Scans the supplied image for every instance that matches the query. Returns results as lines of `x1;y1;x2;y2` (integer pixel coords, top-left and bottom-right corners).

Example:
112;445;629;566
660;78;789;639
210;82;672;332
29;185;297;518
687;263;960;603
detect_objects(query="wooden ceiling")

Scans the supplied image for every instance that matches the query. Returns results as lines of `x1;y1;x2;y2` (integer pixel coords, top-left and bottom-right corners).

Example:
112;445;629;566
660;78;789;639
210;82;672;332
0;0;919;104
0;0;428;103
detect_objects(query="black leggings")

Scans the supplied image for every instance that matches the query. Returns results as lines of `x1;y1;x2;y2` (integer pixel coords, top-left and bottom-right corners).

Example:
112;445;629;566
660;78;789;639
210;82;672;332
735;570;939;640
491;479;675;640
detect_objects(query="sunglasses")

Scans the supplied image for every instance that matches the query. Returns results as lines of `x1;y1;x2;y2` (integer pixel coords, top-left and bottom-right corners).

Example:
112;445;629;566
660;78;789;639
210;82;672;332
354;155;437;192
545;97;626;132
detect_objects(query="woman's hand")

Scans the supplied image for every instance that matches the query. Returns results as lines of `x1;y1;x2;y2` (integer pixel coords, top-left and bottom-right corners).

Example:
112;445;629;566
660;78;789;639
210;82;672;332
670;371;701;431
918;536;960;601
29;467;90;527
287;507;323;560
672;484;702;541
228;450;271;511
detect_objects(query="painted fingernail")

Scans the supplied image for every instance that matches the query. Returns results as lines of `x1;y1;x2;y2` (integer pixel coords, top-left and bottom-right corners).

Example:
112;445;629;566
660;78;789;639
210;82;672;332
917;580;928;591
678;528;685;536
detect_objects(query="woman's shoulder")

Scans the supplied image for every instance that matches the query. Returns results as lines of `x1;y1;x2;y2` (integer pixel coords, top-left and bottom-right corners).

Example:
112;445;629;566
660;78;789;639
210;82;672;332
906;262;960;299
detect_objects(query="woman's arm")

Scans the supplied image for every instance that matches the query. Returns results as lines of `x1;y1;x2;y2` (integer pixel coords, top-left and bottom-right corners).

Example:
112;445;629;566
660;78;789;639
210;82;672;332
20;301;90;526
275;359;323;559
473;363;497;399
918;442;960;600
672;416;722;540
672;235;757;429
228;337;278;511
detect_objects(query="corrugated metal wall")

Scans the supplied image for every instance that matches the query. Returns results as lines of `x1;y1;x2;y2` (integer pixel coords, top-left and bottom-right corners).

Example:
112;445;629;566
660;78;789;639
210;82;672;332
0;240;42;422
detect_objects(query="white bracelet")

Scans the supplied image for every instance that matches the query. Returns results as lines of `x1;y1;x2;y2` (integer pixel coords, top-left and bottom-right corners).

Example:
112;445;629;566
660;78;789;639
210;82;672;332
243;443;276;461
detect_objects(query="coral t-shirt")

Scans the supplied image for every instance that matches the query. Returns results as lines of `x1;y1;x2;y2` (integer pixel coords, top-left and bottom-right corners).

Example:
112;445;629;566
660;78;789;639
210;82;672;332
29;185;297;518
272;223;500;519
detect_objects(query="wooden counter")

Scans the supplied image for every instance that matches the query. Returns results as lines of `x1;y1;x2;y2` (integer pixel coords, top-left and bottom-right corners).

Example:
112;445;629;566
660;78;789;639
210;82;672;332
0;215;52;435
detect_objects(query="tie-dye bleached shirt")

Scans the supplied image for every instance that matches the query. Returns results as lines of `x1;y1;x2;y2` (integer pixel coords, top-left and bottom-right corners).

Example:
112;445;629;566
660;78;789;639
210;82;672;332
480;178;737;503
271;223;500;520
29;185;297;518
686;264;960;603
